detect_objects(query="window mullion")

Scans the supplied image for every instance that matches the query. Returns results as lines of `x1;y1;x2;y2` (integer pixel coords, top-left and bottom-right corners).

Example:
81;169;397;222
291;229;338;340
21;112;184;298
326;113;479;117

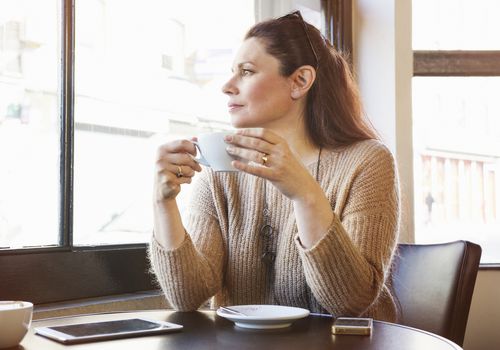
414;50;500;76
60;0;75;247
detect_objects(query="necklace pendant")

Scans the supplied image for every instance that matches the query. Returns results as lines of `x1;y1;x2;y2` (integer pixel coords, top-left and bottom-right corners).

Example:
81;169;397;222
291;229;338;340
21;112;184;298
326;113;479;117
260;224;273;237
261;251;276;264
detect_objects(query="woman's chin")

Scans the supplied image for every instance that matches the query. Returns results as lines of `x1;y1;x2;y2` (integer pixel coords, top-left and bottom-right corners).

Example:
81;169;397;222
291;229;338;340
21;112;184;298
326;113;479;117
230;115;257;129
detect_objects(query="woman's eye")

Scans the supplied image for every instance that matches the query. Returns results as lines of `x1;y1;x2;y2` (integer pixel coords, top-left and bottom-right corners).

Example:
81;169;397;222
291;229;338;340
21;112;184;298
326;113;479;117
240;69;253;76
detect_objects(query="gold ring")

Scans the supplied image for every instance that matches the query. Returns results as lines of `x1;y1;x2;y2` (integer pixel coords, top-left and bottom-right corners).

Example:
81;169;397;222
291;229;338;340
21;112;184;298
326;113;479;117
176;166;183;178
261;154;268;165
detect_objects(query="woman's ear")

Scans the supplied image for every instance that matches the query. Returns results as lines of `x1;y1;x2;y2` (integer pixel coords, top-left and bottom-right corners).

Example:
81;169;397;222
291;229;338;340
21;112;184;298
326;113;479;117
290;65;316;100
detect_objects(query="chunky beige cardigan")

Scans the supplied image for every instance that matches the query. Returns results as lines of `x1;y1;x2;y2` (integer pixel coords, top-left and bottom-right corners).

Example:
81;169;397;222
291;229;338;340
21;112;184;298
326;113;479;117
149;139;400;322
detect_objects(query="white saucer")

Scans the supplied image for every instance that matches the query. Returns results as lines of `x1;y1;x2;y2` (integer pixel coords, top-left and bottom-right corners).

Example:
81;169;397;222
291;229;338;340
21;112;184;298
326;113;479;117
216;305;310;329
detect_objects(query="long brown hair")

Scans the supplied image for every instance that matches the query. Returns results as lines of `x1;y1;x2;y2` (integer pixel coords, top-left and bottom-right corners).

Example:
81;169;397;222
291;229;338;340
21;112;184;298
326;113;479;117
245;12;378;148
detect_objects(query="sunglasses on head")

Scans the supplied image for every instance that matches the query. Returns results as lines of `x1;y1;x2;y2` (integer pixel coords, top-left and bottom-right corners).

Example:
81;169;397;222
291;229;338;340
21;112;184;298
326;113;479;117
278;10;320;69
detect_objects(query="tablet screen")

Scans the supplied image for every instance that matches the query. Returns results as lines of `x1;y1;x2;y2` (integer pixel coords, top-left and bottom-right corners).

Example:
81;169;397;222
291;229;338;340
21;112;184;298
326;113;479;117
50;319;164;337
35;318;183;344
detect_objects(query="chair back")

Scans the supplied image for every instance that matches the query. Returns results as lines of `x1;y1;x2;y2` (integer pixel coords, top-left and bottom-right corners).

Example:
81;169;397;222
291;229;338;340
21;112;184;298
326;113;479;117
391;240;481;346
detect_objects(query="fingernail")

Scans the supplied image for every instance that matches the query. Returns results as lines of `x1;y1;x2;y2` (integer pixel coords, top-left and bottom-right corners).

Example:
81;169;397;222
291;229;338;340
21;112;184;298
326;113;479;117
226;146;234;153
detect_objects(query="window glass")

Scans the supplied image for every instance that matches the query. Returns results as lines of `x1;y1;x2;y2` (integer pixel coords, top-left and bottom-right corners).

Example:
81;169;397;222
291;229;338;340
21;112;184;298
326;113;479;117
73;0;255;245
413;0;500;50
412;77;500;263
0;0;60;249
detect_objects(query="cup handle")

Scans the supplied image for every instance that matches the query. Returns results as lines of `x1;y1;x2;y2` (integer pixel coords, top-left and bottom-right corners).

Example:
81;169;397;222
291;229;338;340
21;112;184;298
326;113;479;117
193;142;209;166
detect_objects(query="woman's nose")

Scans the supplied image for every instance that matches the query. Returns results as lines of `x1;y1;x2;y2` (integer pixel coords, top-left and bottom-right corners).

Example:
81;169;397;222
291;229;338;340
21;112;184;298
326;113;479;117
221;76;238;95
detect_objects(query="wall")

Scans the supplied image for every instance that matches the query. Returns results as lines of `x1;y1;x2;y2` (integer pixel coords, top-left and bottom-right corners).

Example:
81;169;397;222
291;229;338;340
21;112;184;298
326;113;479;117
464;271;500;350
352;1;500;349
352;0;414;243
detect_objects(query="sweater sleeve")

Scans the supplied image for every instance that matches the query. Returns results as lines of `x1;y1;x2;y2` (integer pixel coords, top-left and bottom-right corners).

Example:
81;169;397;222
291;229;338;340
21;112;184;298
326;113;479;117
149;170;225;311
295;143;400;317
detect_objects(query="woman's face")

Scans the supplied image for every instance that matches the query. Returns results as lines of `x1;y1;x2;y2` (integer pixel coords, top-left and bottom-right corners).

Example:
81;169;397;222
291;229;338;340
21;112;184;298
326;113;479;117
222;37;295;129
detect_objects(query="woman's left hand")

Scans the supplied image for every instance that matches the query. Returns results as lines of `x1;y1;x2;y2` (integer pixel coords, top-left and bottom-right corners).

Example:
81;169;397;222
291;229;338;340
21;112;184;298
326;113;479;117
224;128;317;200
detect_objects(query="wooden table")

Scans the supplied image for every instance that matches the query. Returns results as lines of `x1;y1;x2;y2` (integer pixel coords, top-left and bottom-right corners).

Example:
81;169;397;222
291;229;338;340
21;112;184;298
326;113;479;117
20;310;462;349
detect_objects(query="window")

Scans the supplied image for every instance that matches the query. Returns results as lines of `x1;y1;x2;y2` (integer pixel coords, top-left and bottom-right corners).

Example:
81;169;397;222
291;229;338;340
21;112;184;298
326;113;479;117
0;0;60;248
1;0;255;251
412;0;500;264
0;0;256;303
72;0;255;246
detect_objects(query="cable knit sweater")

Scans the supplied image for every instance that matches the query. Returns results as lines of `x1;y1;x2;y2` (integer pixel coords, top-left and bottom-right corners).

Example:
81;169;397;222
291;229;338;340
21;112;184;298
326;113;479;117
149;139;400;322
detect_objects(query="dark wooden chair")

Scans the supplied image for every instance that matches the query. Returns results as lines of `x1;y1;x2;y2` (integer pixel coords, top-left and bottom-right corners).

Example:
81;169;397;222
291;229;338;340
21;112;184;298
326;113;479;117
391;240;481;346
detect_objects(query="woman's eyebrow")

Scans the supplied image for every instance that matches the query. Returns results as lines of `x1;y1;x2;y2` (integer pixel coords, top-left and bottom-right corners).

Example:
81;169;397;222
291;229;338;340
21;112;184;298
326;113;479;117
238;61;255;68
231;61;255;72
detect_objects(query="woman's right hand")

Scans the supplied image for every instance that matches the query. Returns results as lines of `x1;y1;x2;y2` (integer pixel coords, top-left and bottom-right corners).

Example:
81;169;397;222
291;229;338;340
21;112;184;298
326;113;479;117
154;138;202;202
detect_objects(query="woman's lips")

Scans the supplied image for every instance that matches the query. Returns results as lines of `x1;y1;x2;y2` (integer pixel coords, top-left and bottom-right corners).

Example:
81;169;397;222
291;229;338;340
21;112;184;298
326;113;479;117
228;103;244;112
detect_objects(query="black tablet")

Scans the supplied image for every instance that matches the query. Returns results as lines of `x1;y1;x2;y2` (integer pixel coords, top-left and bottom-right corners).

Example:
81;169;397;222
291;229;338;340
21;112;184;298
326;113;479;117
35;317;183;344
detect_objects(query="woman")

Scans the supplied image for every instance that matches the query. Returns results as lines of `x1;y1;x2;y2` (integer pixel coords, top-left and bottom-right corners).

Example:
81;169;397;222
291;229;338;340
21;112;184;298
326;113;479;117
150;11;400;322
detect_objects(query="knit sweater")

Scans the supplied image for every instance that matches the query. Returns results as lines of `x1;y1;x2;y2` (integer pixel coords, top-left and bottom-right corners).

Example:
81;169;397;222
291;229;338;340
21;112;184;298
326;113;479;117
149;139;400;322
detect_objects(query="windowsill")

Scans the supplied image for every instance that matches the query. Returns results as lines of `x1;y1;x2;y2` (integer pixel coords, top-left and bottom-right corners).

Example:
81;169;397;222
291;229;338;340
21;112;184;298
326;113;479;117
479;264;500;270
33;290;170;320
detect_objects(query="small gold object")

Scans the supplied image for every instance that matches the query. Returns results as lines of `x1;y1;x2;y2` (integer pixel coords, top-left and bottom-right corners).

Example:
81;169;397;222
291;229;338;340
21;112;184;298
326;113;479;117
176;166;183;178
261;154;268;165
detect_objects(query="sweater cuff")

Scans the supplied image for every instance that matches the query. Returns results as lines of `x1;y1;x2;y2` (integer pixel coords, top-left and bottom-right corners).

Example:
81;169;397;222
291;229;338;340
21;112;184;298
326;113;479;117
294;214;350;254
151;230;190;253
150;232;197;278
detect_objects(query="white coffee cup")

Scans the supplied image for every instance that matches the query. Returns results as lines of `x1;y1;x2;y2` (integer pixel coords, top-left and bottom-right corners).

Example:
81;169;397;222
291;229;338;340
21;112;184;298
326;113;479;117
0;301;33;348
194;132;240;172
